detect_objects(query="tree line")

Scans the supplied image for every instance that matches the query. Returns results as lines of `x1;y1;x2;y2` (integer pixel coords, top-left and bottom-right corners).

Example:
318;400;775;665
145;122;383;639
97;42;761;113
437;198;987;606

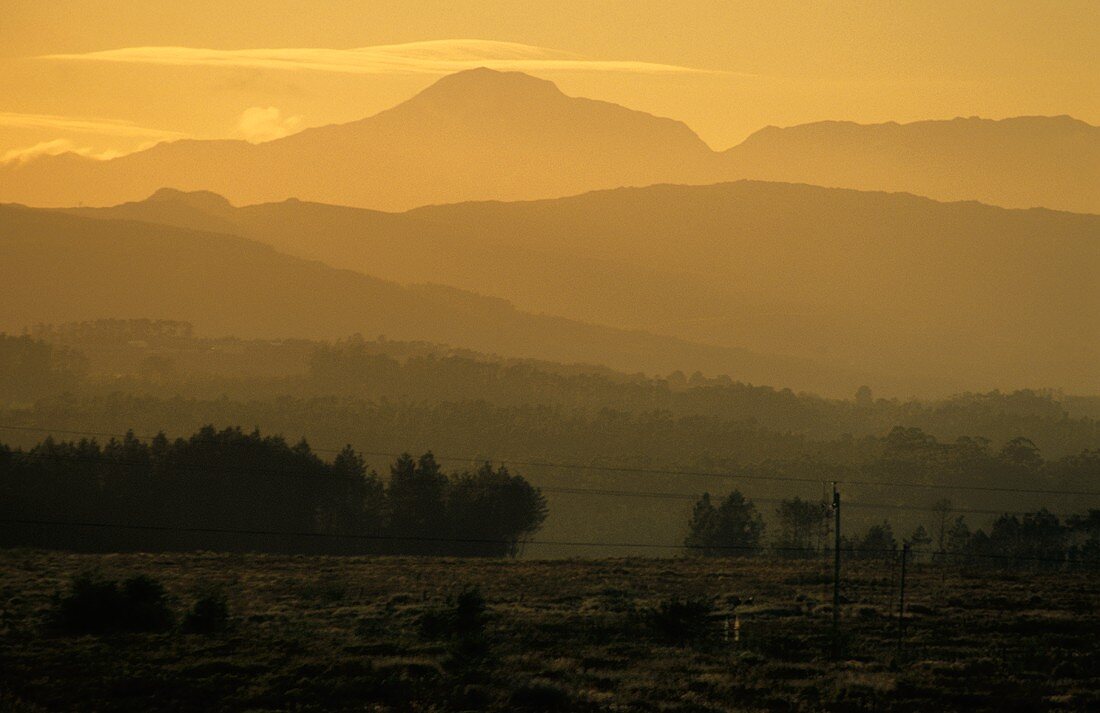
5;391;1095;504
684;490;1100;568
0;427;547;556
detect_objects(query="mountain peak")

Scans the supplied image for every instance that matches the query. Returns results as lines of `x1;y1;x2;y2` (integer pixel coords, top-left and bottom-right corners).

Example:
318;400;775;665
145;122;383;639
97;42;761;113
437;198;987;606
409;67;564;105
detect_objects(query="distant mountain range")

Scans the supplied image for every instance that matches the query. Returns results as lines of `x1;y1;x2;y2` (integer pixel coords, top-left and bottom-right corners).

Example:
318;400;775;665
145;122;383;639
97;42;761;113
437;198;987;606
1;68;1096;213
721;115;1099;215
0;203;875;395
61;182;1100;395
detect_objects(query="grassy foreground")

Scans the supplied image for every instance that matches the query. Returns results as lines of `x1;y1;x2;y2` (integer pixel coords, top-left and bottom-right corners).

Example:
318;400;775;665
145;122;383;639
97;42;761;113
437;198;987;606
0;550;1097;711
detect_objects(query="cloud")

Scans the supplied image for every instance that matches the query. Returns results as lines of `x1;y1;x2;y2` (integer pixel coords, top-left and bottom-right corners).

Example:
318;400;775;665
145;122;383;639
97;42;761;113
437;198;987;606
42;39;732;77
0;111;186;140
236;106;303;142
1;138;123;163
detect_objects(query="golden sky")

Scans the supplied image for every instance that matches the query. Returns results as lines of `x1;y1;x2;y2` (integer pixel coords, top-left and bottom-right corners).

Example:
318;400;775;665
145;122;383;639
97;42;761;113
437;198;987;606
1;0;1097;160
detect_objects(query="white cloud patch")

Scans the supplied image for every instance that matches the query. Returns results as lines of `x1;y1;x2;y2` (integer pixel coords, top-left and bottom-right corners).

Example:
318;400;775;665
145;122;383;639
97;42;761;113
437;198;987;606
1;138;123;163
0;111;185;139
42;39;732;77
236;106;303;142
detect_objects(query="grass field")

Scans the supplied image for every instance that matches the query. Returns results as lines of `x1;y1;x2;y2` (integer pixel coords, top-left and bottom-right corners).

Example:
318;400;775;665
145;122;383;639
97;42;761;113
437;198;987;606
1;550;1097;711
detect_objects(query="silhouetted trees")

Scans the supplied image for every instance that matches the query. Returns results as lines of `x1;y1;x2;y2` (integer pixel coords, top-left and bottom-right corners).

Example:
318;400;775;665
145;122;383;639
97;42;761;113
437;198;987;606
684;491;765;556
0;427;546;557
387;452;449;555
904;509;1099;568
942;509;1081;568
446;463;549;557
11;326;1100;461
843;521;898;560
681;487;1098;568
774;497;830;557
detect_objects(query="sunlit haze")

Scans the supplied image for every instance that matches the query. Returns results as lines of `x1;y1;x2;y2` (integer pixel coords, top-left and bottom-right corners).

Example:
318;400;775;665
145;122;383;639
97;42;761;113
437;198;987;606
1;0;1097;157
1;4;1098;710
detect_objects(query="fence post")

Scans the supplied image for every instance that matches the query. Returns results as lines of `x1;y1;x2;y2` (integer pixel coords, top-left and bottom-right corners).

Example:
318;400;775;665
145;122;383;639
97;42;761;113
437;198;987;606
831;483;841;658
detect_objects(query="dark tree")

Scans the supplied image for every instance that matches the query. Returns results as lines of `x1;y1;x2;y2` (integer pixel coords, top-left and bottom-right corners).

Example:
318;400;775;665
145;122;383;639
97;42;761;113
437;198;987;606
386;452;448;554
685;490;764;556
446;463;548;557
847;521;897;560
774;496;829;557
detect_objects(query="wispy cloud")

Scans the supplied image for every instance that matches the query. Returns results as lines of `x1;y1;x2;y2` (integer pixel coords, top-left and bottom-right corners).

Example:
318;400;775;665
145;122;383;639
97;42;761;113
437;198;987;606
1;138;124;163
236;106;302;143
42;39;730;77
0;111;186;140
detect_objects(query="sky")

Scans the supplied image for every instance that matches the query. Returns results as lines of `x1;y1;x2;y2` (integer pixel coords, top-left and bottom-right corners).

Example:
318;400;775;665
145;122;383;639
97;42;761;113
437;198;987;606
1;0;1097;160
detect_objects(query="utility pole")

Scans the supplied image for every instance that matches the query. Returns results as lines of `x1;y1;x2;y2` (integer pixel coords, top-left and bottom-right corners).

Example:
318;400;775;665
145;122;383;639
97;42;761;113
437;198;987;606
831;483;841;658
897;542;910;659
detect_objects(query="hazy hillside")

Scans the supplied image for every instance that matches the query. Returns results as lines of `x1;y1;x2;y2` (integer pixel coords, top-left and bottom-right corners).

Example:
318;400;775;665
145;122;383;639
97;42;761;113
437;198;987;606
0;205;872;393
69;187;734;341
720;116;1100;214
2;70;1096;213
67;182;1100;396
8;324;1098;458
407;183;1100;394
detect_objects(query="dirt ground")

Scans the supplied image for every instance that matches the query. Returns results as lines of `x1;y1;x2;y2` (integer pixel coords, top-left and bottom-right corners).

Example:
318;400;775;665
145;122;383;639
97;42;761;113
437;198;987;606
1;550;1097;711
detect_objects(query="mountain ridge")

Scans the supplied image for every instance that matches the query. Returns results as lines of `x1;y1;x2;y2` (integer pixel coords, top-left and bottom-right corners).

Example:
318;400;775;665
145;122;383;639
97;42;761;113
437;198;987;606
0;201;884;396
55;180;1100;396
2;68;1096;212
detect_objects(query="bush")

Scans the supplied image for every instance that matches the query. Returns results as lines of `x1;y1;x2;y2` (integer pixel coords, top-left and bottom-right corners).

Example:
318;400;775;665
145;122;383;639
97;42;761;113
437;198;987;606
182;592;230;634
51;575;120;634
122;575;175;632
643;597;715;645
508;679;572;711
452;587;487;636
51;573;173;634
419;586;487;640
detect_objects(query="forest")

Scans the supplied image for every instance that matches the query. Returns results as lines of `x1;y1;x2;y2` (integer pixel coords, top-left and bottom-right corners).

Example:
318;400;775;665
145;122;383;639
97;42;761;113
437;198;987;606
0;426;547;556
4;326;1100;453
683;488;1100;568
2;325;1099;556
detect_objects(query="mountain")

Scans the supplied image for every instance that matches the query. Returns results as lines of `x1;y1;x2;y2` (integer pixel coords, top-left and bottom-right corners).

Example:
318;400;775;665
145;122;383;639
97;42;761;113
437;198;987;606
65;182;1100;395
0;203;872;394
0;68;714;211
1;69;1096;213
719;116;1100;214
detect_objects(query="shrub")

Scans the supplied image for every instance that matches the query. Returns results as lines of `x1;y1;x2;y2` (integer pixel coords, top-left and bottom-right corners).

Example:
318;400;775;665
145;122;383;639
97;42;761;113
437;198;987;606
182;592;230;634
51;574;121;634
643;596;715;645
508;679;572;711
419;586;487;640
51;573;173;634
121;575;175;632
452;587;487;636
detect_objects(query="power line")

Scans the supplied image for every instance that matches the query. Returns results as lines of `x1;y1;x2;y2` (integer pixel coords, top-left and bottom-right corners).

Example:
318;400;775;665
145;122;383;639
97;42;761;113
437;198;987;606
3;449;1077;518
3;423;1097;497
836;476;1100;497
0;516;825;554
1;517;1092;566
6;449;695;502
0;424;820;487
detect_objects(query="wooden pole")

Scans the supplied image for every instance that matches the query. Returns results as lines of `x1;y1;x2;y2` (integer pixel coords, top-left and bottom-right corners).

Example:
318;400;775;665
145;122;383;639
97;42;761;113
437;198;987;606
897;542;910;658
832;483;841;658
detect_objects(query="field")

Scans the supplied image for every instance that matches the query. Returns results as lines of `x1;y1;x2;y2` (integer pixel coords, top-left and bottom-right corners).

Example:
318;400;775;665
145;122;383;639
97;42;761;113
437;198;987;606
1;550;1098;712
